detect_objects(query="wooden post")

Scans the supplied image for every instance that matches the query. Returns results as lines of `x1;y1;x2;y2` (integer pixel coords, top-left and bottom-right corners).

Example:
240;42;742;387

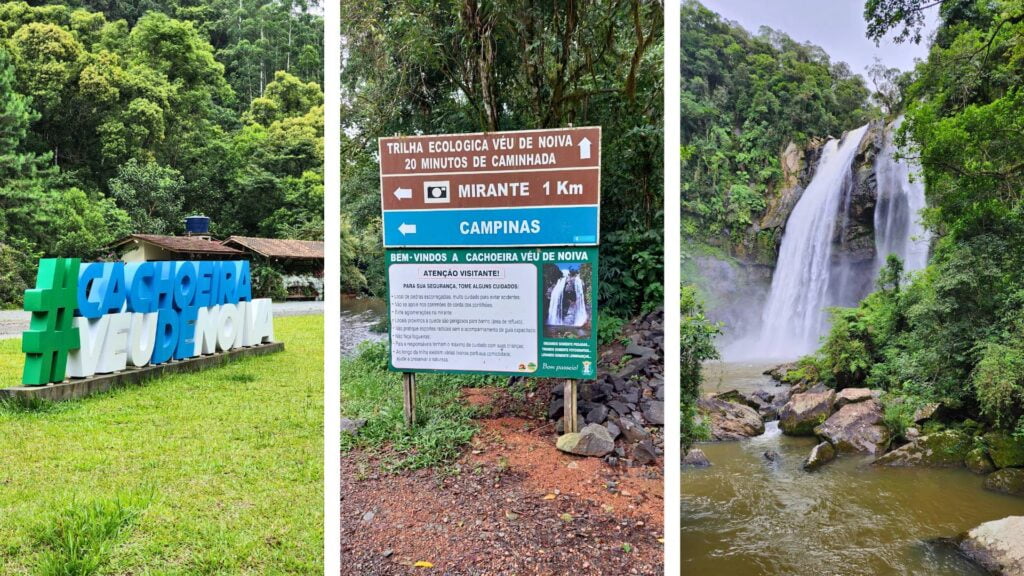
563;379;578;433
402;372;417;428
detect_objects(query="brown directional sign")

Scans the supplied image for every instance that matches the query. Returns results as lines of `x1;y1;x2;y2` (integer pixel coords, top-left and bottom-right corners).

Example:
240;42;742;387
378;127;601;248
379;127;601;211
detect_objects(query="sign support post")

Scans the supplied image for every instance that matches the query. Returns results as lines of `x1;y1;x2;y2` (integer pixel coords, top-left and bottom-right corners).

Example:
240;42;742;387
402;372;417;428
563;379;578;433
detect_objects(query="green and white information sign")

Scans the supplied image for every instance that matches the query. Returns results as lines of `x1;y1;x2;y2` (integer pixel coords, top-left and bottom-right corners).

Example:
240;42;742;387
386;247;598;379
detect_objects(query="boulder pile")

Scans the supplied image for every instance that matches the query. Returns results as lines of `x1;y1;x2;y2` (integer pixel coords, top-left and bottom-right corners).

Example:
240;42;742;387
552;309;664;466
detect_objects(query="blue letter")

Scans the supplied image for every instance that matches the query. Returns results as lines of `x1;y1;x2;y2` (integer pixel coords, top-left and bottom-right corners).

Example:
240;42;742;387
125;262;157;313
151;307;179;365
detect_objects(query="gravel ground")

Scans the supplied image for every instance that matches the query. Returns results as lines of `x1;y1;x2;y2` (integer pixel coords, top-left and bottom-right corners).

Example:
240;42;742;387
0;301;323;339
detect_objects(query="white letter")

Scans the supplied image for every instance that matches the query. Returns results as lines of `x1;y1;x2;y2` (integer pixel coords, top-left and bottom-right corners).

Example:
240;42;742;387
127;312;158;367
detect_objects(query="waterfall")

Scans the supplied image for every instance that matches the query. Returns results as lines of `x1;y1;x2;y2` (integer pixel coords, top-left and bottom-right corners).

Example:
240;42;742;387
874;117;930;275
547;270;588;327
754;124;870;358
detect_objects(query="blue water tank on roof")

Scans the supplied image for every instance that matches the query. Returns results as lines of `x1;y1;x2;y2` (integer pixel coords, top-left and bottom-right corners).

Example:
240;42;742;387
185;215;210;234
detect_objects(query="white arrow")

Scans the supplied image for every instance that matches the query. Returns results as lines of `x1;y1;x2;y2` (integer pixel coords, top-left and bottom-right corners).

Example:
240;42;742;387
398;223;417;235
578;137;592;159
394;187;412;200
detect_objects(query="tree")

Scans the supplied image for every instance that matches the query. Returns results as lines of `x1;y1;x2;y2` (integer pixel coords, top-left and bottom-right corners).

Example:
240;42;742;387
109;158;186;234
0;45;44;181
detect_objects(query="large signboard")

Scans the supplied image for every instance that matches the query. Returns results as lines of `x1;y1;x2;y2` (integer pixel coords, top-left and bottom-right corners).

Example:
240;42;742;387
386;248;598;379
378;127;601;248
22;258;274;386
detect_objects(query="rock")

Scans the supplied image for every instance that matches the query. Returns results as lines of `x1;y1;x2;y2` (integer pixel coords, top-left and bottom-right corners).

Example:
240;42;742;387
585;405;609;424
763;450;780;462
874;429;972;467
616;416;650;443
551;383;565;397
778;389;835;436
641;400;664;426
618;390;640;404
556;423;615;457
605;421;621;440
764;362;798;382
985;468;1024;497
814;399;890;454
985;431;1024;469
340;418;366;435
905;427;921;440
913;402;944;424
361;510;375;523
607;400;630;418
616;356;651;379
804;441;836;471
633;439;657;465
683;448;711;467
966;447;997;475
697;396;765;440
548;398;564;420
625;343;656;358
958;516;1024;575
834;388;875;408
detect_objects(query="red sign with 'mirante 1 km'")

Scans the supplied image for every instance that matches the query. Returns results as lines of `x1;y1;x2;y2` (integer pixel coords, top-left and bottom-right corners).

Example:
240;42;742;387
378;127;601;248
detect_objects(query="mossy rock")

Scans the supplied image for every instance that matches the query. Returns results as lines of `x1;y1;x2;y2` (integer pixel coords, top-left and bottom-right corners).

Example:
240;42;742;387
983;468;1024;496
965;447;996;475
984;432;1024;469
875;429;972;467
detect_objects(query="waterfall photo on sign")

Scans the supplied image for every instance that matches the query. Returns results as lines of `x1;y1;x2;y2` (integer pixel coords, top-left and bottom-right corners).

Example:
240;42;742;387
543;262;592;338
681;1;1024;574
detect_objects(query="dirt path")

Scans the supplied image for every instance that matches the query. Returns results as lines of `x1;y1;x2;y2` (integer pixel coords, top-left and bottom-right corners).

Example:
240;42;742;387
341;390;664;575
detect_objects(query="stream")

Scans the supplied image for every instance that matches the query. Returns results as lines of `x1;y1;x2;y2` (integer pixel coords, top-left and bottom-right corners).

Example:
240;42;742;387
340;295;385;356
682;361;1024;575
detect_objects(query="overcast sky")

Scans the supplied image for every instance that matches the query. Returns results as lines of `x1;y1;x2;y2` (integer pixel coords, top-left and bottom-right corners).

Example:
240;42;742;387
698;0;937;75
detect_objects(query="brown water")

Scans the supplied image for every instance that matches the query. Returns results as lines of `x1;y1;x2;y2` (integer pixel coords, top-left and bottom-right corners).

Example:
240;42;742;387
340;295;385;355
682;362;1024;575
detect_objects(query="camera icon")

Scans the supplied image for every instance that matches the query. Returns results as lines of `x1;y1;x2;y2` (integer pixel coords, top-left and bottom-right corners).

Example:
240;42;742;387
423;181;451;204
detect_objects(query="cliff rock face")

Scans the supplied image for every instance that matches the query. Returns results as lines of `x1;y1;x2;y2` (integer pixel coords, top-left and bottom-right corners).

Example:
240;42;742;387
827;121;884;307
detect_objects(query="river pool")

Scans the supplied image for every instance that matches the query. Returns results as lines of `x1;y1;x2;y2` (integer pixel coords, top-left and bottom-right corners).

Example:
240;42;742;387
682;361;1024;575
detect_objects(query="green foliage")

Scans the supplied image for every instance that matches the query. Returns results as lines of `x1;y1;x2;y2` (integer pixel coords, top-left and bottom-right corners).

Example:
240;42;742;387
881;394;922;442
341;340;500;472
681;0;874;250
0;1;323;307
597;313;628;347
341;1;664;316
0;239;37;308
972;341;1024;429
250;263;286;301
35;493;151;576
681;285;720;449
796;1;1024;430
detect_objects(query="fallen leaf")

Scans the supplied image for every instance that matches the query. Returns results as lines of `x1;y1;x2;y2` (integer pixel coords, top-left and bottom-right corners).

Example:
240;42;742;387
560;513;573;522
414;561;434;568
542;494;556;500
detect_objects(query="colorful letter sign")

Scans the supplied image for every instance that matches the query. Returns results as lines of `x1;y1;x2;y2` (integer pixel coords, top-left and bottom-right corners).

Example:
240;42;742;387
378;127;601;248
21;258;275;386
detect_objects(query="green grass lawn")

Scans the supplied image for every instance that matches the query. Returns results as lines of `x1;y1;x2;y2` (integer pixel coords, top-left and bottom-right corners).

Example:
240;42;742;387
0;315;323;575
341;341;501;473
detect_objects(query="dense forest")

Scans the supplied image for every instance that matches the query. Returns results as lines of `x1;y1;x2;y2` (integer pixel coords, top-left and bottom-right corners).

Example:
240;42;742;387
0;0;324;306
682;0;1024;446
680;0;877;255
341;0;664;320
806;0;1024;438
